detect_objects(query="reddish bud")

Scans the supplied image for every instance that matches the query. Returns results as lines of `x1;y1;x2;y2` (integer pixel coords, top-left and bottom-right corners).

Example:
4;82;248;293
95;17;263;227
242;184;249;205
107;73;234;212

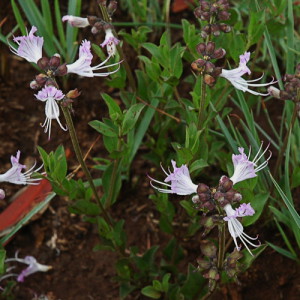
37;57;49;70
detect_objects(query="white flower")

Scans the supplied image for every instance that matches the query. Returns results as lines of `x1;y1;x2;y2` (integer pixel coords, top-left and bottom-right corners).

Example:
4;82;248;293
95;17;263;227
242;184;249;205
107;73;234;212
220;52;276;96
9;26;43;64
149;160;198;195
100;28;120;57
35;86;67;139
3;252;52;283
230;142;271;185
0;151;42;185
224;203;260;256
66;39;121;77
62;15;89;28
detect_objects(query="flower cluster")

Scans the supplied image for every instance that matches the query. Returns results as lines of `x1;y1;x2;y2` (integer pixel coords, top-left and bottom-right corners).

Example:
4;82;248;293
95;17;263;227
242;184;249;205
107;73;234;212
1;252;52;283
194;0;231;38
10;27;121;139
269;63;300;102
191;41;226;86
149;142;271;255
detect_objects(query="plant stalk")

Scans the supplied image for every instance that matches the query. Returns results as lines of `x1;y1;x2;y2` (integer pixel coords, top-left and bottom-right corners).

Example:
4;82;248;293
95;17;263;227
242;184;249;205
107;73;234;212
61;105;113;226
98;2;136;92
198;77;206;130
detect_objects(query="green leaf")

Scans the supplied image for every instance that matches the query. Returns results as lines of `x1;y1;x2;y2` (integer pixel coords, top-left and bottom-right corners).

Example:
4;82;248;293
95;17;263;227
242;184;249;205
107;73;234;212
181;264;206;299
101;93;122;121
89;120;118;137
69;199;100;216
240;244;267;270
243;193;269;226
121;104;145;135
141;286;161;299
267;242;297;260
190;159;208;173
0;249;6;274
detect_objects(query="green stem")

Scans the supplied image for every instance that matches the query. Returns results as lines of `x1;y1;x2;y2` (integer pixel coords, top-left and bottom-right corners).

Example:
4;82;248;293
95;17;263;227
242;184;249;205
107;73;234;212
105;136;122;208
61;105;113;227
99;3;136;92
217;223;226;270
198;78;206;130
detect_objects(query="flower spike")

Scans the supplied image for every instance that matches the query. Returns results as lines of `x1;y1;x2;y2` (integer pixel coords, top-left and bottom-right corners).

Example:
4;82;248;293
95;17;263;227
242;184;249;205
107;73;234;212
220;52;276;96
224;204;260;256
66;39;121;77
149;160;198;195
230;142;271;185
9;26;43;64
35;86;67;140
0;151;42;185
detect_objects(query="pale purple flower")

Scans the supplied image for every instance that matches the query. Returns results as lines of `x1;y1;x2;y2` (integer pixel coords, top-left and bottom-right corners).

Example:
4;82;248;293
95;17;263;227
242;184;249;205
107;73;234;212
9;26;43;64
224;203;260;256
62;15;89;28
0;151;42;185
3;253;52;283
220;52;276;96
100;28;120;57
66;39;121;77
149;160;198;195
230;142;271;185
223;203;255;221
35;86;67;139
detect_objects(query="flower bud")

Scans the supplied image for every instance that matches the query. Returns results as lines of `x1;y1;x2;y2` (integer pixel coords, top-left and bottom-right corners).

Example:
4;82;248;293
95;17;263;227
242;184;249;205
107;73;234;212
213;48;226;59
219;23;231;33
205;61;215;73
219;175;233;191
197;258;211;271
268;86;281;99
87;15;98;26
218;10;230;20
37;57;50;70
66;88;81;99
204;74;216;86
49;55;61;68
35;73;48;85
55;63;68;76
203;267;220;281
196;43;206;55
206;42;216;55
30;80;40;90
200;240;217;258
197;183;210;194
107;0;118;16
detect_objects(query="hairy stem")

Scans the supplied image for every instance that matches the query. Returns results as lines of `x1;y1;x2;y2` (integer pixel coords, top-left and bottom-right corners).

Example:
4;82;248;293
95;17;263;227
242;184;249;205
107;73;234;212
198;78;206;130
61;105;113;227
105;136;122;208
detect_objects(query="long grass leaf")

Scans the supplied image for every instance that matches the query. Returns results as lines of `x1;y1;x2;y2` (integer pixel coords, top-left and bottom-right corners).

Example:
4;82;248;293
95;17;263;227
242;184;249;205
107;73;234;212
11;0;26;35
267;242;297;260
41;0;53;37
269;172;300;229
54;0;66;53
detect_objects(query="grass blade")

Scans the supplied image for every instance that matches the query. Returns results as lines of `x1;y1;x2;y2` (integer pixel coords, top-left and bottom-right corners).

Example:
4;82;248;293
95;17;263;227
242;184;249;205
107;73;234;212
269;171;300;229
